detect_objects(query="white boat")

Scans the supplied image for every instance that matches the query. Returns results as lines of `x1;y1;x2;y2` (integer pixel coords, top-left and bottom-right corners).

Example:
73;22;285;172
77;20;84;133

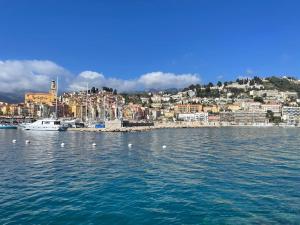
23;118;67;131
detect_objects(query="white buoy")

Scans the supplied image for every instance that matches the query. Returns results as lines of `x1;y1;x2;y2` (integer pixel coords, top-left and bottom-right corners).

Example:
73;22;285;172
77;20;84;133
92;143;97;146
162;145;167;149
12;140;16;143
25;140;30;144
128;143;132;148
61;143;65;147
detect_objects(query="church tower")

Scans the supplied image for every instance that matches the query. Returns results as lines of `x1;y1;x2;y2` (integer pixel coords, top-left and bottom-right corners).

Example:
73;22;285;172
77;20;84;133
50;80;57;97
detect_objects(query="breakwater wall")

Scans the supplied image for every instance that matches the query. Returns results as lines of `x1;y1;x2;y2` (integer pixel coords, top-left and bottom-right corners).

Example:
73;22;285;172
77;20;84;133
67;122;215;132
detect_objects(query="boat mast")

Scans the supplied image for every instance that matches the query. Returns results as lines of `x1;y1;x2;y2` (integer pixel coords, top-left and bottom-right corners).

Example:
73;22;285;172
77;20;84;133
86;83;88;122
55;76;58;119
104;95;106;121
115;96;118;120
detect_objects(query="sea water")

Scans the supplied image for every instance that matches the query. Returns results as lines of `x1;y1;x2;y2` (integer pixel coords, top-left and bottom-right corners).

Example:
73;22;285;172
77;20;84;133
0;128;300;224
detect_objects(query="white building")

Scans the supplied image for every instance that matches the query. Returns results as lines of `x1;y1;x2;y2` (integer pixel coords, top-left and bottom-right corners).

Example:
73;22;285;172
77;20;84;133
282;106;300;125
150;95;162;103
177;112;208;123
281;91;298;100
261;104;281;116
140;97;150;104
241;102;262;111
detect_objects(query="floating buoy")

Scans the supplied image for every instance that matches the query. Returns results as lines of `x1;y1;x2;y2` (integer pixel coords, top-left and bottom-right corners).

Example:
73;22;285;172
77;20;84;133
128;143;132;148
12;140;16;143
25;140;30;144
61;143;65;147
92;143;97;146
162;145;167;149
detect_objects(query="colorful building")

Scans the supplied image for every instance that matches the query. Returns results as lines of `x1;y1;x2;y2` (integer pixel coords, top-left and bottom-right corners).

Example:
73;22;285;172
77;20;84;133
25;80;56;105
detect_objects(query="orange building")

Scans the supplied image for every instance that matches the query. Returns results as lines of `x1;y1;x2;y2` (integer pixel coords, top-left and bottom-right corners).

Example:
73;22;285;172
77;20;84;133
25;80;57;105
175;104;203;114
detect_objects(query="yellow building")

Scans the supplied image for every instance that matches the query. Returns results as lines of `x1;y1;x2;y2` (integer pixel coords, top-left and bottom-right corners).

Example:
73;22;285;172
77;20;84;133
164;111;175;118
227;104;241;112
0;104;9;115
25;80;57;105
71;104;86;118
203;105;220;113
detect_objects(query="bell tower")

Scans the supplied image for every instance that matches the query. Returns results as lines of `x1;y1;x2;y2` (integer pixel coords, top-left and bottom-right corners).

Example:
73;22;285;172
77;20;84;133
50;80;57;97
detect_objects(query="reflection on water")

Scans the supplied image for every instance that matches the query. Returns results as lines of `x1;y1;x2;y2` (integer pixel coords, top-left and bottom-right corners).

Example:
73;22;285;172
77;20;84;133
0;128;300;225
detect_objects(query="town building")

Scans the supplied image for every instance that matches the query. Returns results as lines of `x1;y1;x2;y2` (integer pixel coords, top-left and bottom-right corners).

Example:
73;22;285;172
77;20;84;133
282;106;300;125
177;112;208;123
261;104;281;117
220;111;268;125
174;104;203;114
25;80;57;105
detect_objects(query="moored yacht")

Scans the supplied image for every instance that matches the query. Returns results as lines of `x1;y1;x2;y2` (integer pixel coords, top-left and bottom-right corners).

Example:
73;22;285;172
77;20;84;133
24;118;67;131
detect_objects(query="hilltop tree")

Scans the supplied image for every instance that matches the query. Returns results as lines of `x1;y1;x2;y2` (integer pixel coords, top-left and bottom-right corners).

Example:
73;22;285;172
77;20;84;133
253;76;263;84
102;86;113;92
238;79;244;85
207;82;214;87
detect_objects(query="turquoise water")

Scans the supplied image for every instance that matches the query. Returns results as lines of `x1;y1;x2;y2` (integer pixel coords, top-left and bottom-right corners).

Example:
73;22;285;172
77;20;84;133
0;128;300;225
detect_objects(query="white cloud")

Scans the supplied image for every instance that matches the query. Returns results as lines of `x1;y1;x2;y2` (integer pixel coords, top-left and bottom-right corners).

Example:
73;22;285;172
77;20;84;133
69;71;201;92
237;75;252;80
79;71;104;79
0;60;71;93
217;75;224;80
138;72;200;89
0;59;201;94
246;68;254;75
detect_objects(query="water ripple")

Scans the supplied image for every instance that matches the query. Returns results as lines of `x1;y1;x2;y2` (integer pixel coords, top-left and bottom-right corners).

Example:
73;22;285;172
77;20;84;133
0;128;300;224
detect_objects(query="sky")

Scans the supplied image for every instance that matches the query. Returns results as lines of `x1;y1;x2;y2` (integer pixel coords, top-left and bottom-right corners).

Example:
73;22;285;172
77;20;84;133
1;0;300;93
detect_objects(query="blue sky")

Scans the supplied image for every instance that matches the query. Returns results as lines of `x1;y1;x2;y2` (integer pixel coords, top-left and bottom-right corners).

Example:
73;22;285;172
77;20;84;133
0;0;300;92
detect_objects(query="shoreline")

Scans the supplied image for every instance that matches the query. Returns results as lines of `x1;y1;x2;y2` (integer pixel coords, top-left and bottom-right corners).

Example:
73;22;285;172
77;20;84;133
67;123;298;132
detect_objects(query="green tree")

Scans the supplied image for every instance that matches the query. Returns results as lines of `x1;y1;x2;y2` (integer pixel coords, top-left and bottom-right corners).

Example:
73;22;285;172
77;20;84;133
208;82;214;87
266;110;274;121
254;96;264;103
205;86;211;93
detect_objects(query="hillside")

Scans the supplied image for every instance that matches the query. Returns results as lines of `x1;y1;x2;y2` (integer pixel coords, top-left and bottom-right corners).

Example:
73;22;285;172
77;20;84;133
263;76;300;93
